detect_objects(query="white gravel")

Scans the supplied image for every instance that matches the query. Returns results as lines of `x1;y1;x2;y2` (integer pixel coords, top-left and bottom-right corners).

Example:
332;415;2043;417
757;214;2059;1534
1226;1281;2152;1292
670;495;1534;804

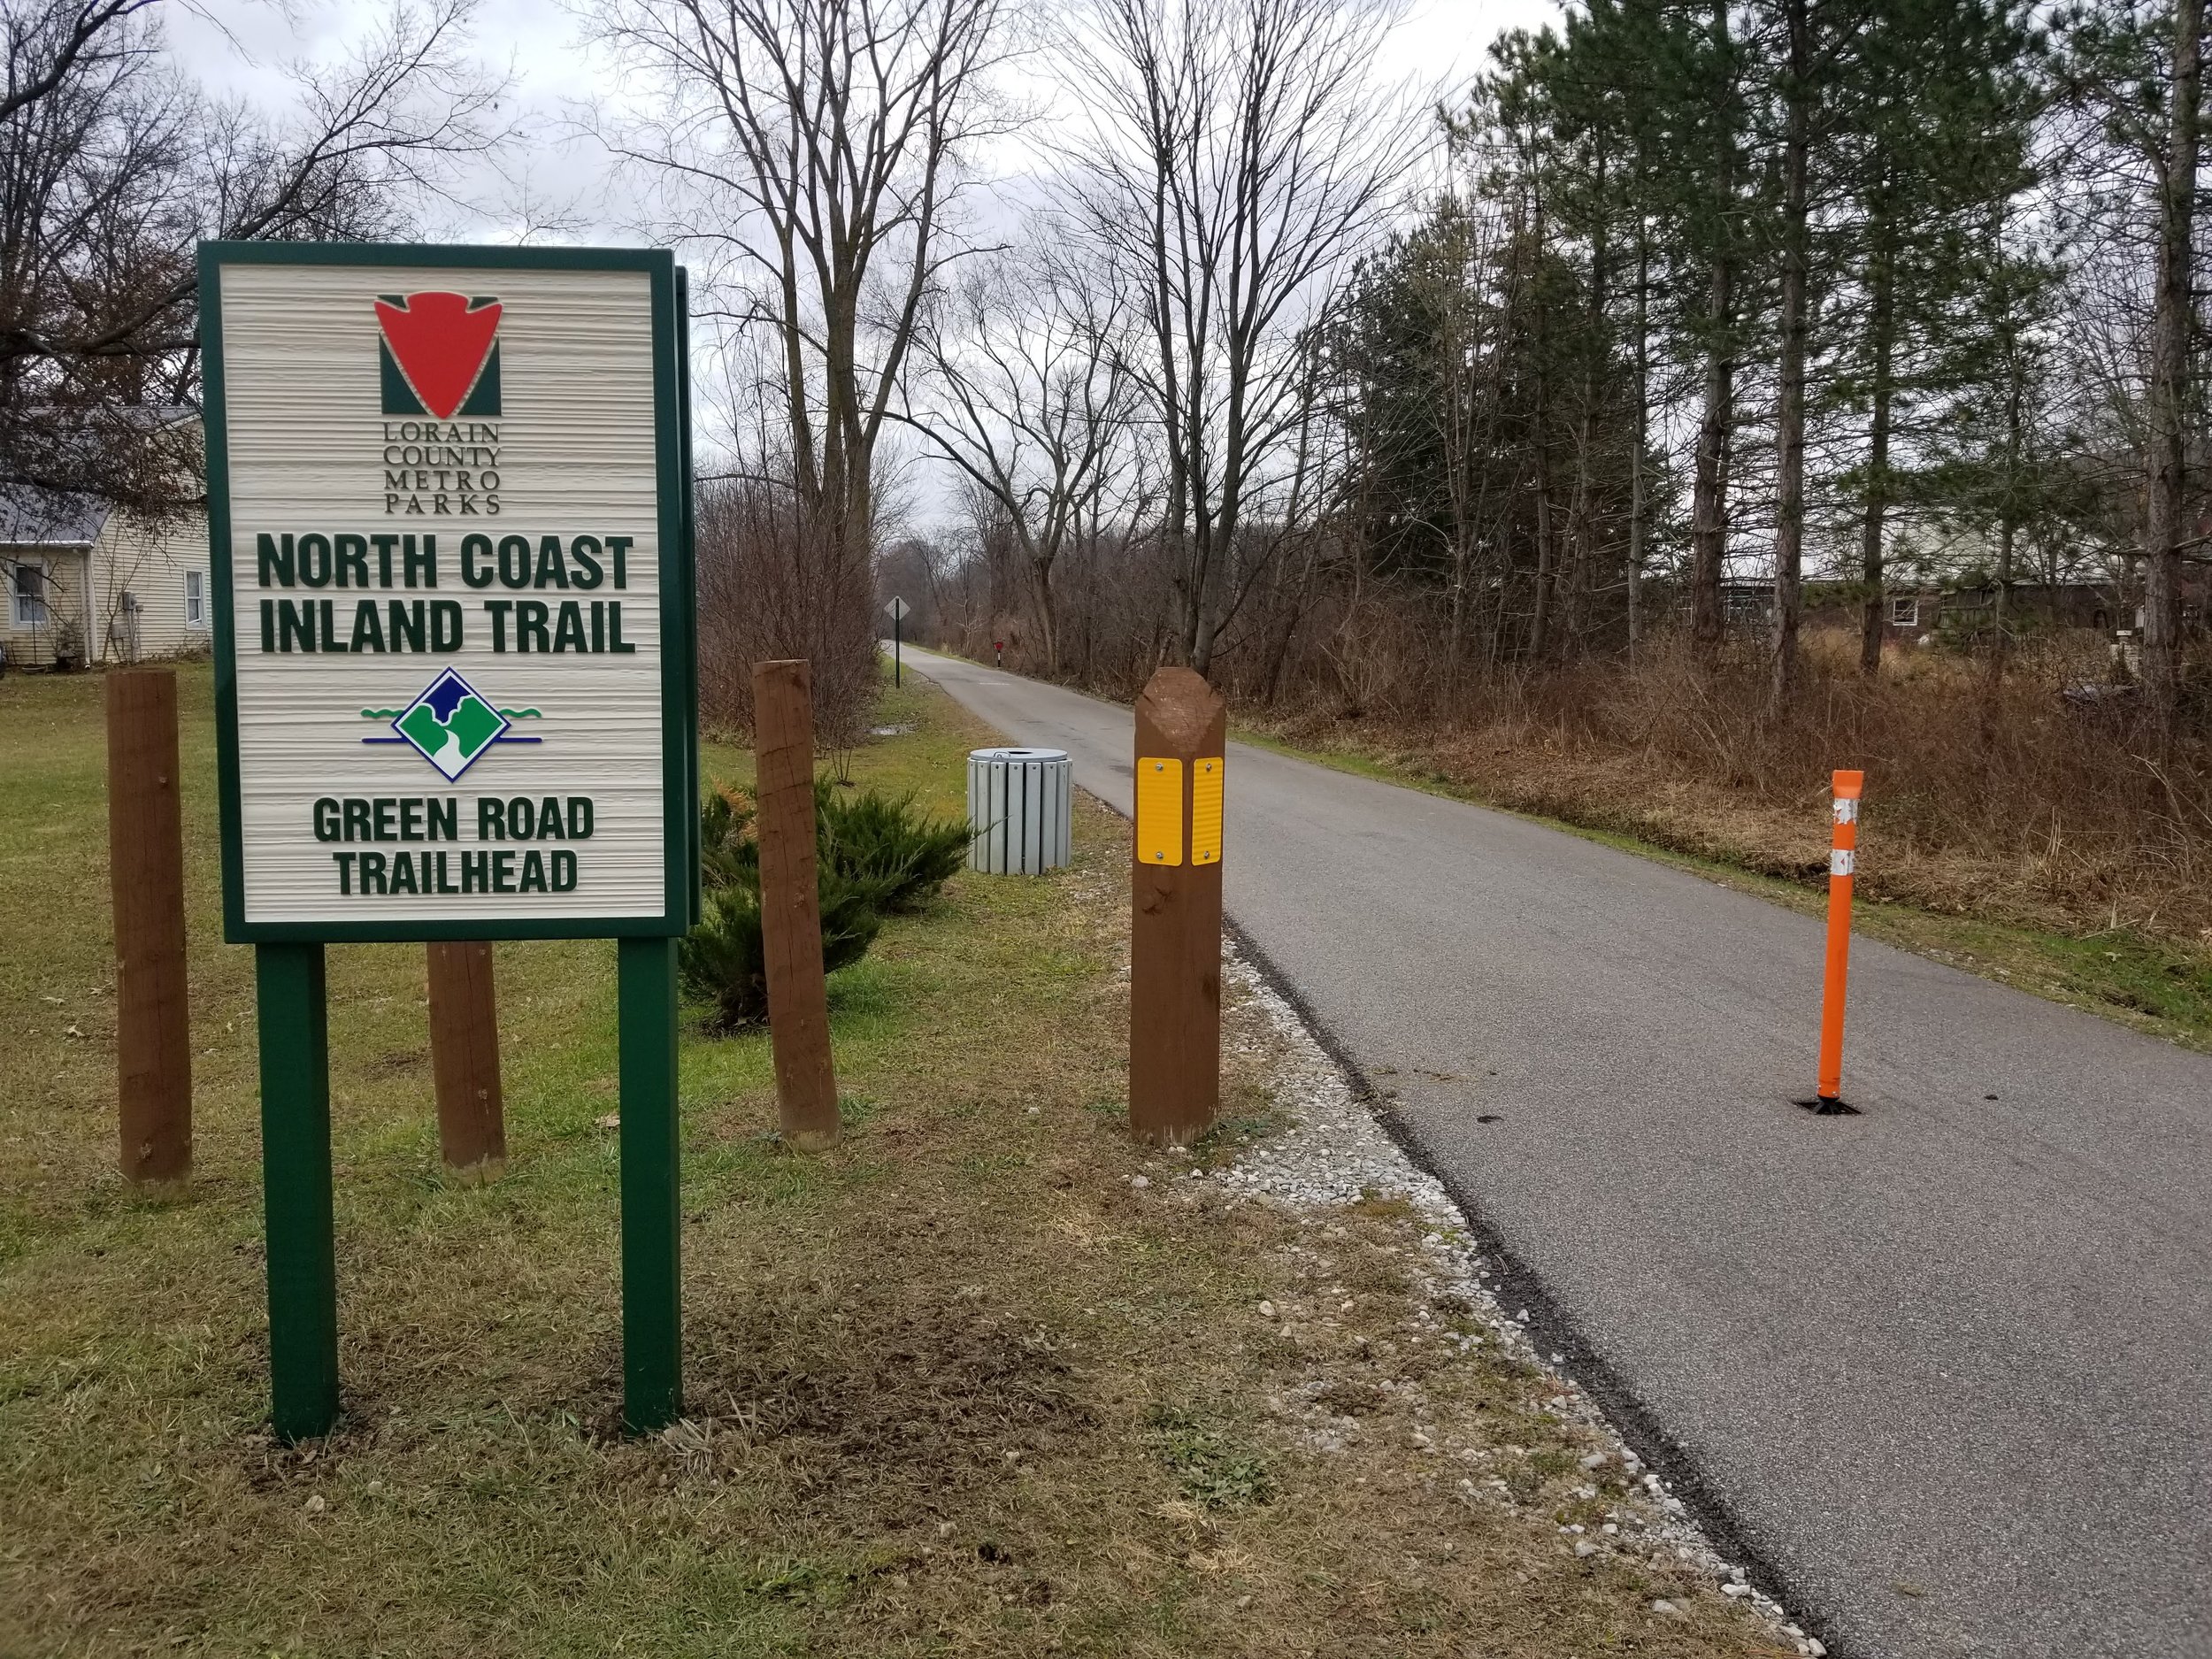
1162;941;1826;1658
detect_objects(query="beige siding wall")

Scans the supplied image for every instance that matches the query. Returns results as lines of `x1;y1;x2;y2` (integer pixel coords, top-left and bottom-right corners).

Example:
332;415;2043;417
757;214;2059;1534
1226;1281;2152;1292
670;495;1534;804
2;548;93;669
88;511;211;664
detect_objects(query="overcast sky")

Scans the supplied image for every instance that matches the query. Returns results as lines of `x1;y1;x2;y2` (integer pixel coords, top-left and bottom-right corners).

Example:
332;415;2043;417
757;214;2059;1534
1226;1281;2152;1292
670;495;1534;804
165;0;1558;239
166;0;1560;524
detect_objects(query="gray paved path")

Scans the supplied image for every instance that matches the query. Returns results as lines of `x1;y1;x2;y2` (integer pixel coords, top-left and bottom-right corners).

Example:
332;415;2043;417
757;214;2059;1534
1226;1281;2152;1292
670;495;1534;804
902;644;2212;1659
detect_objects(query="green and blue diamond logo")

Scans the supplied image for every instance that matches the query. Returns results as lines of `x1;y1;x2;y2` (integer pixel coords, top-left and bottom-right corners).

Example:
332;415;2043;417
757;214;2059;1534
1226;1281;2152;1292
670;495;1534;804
362;667;541;780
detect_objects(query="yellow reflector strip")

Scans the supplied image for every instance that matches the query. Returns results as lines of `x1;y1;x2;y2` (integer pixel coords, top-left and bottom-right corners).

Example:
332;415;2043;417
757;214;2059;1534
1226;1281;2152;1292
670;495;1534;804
1191;756;1224;864
1136;757;1183;866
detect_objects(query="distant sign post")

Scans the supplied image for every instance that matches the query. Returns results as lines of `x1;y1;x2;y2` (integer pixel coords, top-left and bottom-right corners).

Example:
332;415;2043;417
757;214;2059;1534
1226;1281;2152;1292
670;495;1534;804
885;595;909;687
200;242;697;1440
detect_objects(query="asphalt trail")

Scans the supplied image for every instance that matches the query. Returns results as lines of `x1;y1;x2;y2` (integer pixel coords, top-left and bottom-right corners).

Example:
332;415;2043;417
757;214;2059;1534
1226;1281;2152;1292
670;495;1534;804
903;644;2212;1659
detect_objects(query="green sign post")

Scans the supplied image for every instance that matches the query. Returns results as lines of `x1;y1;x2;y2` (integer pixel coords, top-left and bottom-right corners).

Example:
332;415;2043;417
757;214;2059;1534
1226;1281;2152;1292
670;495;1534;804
200;242;698;1440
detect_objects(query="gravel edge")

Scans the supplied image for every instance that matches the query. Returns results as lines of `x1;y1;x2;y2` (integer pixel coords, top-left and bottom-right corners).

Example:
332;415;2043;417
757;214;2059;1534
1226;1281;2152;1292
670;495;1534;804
1181;933;1833;1659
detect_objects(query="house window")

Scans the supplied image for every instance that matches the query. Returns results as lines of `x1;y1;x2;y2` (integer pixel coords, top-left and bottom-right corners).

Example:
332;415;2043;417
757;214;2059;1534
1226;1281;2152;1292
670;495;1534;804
1890;595;1918;626
11;562;46;626
185;570;204;627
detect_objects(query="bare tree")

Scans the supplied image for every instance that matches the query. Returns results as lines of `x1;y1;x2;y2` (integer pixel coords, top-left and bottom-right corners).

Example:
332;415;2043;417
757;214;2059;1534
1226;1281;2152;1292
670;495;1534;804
900;240;1135;675
1057;0;1415;677
0;0;503;516
1392;188;1512;686
0;0;156;128
591;0;1008;592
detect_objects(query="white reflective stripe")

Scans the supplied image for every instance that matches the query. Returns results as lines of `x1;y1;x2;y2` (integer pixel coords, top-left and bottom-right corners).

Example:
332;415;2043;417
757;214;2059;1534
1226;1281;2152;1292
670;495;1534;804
1831;849;1856;876
1833;797;1858;825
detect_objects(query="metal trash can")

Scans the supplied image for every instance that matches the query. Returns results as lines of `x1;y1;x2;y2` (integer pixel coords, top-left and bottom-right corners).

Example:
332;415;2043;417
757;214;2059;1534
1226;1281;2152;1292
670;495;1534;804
967;746;1073;873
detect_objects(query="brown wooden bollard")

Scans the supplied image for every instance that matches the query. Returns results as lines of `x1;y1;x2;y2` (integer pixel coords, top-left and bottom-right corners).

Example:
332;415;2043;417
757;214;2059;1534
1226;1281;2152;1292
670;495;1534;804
1130;666;1227;1147
753;659;841;1151
426;941;507;1179
106;667;192;1187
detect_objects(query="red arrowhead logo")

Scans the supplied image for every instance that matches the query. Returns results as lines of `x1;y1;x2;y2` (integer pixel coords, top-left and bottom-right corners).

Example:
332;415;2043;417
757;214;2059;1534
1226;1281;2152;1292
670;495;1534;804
374;292;502;419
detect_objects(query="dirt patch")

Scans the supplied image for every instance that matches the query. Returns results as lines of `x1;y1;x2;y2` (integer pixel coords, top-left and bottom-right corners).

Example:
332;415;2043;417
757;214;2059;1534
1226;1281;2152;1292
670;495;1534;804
365;1045;431;1077
682;1277;1089;1525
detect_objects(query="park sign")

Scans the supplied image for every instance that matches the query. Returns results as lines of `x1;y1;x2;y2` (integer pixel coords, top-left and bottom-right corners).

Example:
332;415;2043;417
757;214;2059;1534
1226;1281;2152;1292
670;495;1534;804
201;242;698;943
202;242;698;1443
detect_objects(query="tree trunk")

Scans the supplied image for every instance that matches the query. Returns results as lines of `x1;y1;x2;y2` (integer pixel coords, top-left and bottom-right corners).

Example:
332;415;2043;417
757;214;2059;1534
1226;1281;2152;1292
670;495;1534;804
1769;0;1810;716
1993;519;2015;649
1448;531;1472;679
1991;305;2025;681
1529;180;1555;664
1569;144;1608;657
1690;0;1737;663
1190;589;1220;677
845;450;874;583
1859;232;1895;676
1532;466;1555;661
1033;557;1060;678
2143;0;2203;726
1628;214;1649;663
1690;256;1734;658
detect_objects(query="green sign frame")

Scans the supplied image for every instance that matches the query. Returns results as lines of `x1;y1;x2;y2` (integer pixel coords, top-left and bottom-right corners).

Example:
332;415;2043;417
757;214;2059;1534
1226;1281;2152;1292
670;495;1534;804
199;242;698;1444
200;241;698;944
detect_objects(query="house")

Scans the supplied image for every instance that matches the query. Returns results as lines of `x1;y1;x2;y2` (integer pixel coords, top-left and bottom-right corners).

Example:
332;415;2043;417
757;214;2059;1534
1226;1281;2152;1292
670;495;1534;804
1;488;211;671
1794;576;2122;644
1881;579;2124;641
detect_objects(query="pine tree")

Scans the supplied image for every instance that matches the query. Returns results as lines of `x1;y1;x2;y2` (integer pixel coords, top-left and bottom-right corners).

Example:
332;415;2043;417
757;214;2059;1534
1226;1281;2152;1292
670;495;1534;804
2144;0;2203;721
1825;0;2041;675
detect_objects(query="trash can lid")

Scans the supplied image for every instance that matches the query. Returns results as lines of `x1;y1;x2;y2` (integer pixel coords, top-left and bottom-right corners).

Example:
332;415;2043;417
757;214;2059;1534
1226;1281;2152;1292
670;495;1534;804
970;746;1070;764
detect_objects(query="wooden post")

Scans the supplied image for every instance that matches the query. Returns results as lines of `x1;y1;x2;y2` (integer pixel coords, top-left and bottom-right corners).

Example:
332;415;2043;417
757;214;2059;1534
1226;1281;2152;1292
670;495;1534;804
426;941;506;1179
1130;667;1226;1147
752;659;840;1150
106;667;192;1187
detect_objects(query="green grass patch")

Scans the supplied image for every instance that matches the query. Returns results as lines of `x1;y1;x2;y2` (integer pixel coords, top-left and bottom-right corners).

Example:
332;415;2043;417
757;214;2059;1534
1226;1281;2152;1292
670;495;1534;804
1143;1406;1275;1509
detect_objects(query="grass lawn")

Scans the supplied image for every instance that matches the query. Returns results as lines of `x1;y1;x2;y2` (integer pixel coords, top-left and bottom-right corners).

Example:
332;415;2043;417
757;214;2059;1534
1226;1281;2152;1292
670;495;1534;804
0;661;1790;1658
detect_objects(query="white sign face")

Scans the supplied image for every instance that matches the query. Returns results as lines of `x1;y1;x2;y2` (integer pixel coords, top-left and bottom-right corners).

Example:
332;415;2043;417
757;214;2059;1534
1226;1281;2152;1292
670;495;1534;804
206;249;689;940
885;595;910;621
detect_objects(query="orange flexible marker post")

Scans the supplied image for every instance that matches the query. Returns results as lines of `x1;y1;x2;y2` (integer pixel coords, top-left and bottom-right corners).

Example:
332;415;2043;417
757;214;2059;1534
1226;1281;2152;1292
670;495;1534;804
1815;770;1864;1111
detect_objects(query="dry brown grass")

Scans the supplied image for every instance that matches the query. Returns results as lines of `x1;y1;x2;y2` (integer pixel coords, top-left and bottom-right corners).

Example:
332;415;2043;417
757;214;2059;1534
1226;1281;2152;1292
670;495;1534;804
0;663;1792;1658
1254;629;2212;943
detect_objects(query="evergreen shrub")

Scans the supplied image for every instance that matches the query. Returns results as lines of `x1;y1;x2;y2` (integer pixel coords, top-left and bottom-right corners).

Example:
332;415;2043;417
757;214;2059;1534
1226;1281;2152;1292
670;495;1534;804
680;780;968;1029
